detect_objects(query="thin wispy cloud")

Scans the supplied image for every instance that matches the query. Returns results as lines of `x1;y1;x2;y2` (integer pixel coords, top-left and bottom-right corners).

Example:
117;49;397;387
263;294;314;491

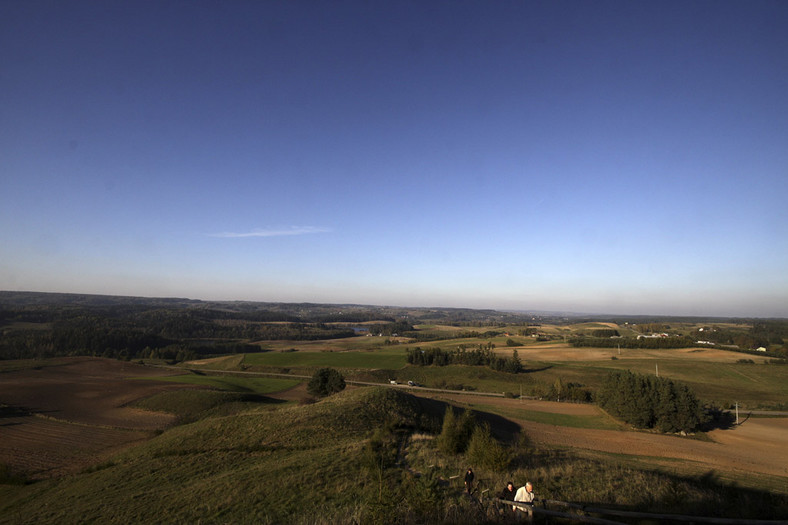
209;226;332;238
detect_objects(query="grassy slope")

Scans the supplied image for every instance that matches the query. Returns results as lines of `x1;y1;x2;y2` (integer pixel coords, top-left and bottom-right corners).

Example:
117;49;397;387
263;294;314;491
137;373;301;394
0;387;427;525
2;384;787;524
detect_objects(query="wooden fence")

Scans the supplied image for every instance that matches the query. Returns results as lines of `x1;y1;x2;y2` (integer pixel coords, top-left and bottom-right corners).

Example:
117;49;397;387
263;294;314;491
493;498;788;525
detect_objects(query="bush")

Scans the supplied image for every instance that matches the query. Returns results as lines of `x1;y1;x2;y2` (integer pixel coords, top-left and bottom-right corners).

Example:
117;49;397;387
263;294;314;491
306;367;346;397
437;407;475;455
465;423;509;471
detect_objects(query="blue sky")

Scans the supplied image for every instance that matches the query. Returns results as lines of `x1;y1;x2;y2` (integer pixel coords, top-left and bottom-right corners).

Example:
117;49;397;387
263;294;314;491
2;1;787;317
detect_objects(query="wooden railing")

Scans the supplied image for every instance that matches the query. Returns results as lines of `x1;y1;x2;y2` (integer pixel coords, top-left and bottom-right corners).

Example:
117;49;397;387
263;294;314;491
493;498;788;525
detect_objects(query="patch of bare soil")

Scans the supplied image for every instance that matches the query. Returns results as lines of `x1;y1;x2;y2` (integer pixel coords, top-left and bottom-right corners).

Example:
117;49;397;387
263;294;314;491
267;382;310;402
0;357;197;478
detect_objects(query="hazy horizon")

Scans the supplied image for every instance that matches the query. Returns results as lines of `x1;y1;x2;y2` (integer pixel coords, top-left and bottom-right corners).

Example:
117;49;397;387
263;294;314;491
2;2;787;318
3;288;786;320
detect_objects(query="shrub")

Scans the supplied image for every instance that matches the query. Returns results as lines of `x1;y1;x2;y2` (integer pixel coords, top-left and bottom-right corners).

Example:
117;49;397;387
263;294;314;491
307;367;346;397
437;407;475;455
465;423;509;472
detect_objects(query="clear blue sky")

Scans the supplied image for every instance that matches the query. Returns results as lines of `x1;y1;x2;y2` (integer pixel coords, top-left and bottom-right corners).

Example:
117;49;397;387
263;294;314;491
2;1;787;317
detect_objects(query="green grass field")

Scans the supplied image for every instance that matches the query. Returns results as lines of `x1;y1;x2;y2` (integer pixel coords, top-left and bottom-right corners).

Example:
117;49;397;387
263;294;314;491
233;337;788;409
243;347;408;370
523;358;788;409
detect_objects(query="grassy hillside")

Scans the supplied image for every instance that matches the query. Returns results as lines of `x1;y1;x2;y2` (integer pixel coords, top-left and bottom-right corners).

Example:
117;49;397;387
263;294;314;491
0;387;432;524
2;385;786;524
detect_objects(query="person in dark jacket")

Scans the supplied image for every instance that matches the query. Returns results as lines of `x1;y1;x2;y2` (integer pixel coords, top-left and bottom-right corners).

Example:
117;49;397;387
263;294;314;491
464;468;475;494
499;481;515;501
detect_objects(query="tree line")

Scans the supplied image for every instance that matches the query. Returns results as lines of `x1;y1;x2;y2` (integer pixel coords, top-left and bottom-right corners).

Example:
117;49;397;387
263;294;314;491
0;305;357;362
406;345;522;373
597;370;705;433
367;321;414;337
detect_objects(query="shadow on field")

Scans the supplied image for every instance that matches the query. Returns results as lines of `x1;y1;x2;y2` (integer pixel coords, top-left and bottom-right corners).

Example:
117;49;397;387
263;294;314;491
523;365;553;373
700;406;737;431
412;394;521;440
248;394;288;405
0;404;31;419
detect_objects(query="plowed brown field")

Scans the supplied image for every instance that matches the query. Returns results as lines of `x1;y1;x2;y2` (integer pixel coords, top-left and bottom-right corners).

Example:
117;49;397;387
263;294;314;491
0;357;192;478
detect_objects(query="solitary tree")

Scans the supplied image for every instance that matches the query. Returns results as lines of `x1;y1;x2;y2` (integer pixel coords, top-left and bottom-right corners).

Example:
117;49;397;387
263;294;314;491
466;423;509;472
437;407;476;454
307;367;346;397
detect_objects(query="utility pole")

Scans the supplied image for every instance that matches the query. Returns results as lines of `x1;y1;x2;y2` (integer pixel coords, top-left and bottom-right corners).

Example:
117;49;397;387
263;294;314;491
735;402;739;425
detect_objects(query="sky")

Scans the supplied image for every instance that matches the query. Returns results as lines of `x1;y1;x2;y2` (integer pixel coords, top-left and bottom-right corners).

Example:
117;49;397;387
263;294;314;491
1;1;787;317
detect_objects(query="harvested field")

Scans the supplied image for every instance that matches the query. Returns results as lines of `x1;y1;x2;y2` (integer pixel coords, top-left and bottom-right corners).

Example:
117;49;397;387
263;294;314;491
186;355;244;368
510;344;756;363
0;357;195;478
519;416;788;481
417;392;788;483
0;414;150;478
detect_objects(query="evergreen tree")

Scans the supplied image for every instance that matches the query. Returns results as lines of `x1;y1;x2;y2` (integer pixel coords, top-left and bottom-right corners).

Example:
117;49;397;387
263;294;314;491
465;423;509;471
437;407;476;454
437;407;460;454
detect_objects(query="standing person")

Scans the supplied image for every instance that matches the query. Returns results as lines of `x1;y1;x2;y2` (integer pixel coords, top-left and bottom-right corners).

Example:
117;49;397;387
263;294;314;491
464;468;475;495
499;481;516;501
514;482;536;518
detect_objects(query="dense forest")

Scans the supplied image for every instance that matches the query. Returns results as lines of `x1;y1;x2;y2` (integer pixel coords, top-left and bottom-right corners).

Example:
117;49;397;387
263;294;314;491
0;292;551;362
0;294;381;362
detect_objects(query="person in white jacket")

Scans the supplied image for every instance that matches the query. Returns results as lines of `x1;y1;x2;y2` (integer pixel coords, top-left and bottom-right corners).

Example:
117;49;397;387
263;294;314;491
514;482;535;517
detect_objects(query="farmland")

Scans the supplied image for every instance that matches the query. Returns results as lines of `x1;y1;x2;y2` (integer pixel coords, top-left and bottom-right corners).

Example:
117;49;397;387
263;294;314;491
1;293;787;522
